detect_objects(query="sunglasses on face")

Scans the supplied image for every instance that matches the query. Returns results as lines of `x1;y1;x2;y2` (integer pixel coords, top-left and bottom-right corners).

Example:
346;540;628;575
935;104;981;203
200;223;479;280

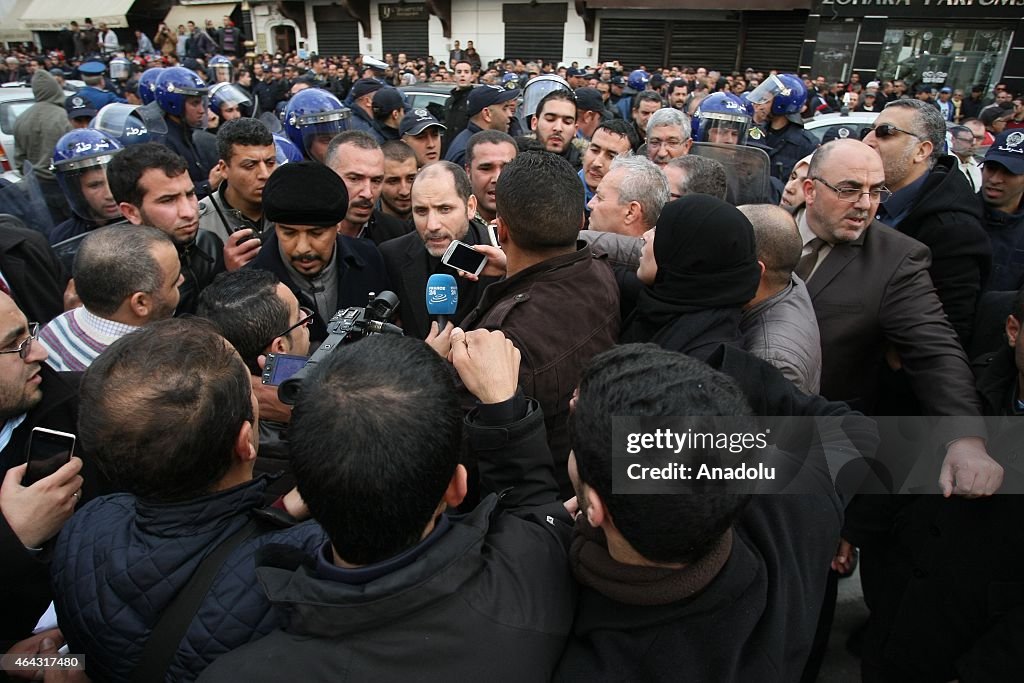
868;123;925;141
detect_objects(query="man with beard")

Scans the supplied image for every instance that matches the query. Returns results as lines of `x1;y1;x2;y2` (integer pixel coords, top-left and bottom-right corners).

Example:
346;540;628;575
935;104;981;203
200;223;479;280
379;141;418;222
324;131;413;245
108;143;226;315
977;130;1024;291
864;98;991;347
379;161;498;340
532;90;582;170
465;130;518;225
250;161;389;343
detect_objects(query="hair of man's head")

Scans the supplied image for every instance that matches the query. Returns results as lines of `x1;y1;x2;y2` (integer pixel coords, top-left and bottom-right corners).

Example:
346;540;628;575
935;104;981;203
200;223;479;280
632;90;664;110
79;318;254;503
108;143;187;208
72;225;173;317
883;98;947;162
1013;284;1024;324
569;344;753;564
83;74;103;87
646;107;691;141
595;119;639;151
324;129;381;167
381;139;416;164
495;151;582;251
465;129;516;167
536;89;576;118
418;161;472;205
666;155;728;201
216;117;274;162
197;269;289;375
609;155;669;227
289;334;463;565
738;204;801;288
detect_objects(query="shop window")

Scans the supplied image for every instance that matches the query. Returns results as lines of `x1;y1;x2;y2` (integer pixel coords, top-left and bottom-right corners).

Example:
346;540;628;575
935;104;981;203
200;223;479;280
877;27;1013;93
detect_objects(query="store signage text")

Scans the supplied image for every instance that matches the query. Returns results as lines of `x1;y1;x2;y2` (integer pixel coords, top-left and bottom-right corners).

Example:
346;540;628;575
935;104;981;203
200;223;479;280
822;0;1024;7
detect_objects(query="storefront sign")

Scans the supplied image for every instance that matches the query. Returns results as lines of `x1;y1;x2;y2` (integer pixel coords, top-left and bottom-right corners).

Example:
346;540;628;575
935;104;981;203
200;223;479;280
379;3;428;21
817;0;1024;18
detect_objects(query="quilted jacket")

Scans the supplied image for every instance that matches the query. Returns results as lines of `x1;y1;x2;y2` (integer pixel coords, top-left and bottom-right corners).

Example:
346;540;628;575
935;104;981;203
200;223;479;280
50;477;326;682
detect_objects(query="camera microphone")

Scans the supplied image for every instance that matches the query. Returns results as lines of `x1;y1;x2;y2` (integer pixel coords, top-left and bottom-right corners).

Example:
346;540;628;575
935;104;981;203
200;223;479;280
425;273;458;330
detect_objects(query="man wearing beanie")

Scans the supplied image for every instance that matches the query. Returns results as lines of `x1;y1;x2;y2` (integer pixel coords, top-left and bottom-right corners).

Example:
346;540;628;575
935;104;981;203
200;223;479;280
250;161;390;342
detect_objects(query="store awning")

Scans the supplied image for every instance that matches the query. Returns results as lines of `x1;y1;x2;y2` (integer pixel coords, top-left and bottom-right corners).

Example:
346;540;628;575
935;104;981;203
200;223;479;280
0;0;37;41
19;0;133;30
587;0;810;8
163;3;239;31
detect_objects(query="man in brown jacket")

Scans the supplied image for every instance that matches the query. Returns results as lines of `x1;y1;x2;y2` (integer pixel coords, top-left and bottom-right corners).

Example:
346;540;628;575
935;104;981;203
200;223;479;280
461;151;620;496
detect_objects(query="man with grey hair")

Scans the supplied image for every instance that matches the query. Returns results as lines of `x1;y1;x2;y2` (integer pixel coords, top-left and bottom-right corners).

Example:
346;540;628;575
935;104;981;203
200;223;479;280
645;107;692;166
586;155;668;238
38;225;182;371
864;98;991;346
663;156;729;202
738;204;821;394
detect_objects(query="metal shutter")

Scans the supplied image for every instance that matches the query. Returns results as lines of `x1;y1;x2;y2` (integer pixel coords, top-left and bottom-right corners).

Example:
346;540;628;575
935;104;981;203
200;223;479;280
669;20;740;72
382;21;429;59
504;23;565;64
741;11;809;73
316;22;359;58
598;18;666;70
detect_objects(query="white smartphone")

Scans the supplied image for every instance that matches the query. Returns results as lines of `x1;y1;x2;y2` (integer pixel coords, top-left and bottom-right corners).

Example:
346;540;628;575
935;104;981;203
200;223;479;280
441;240;487;276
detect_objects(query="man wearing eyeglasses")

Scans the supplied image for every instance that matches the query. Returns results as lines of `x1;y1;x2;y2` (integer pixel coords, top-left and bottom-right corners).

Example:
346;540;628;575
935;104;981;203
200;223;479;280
949;124;983;191
0;290;87;649
644;108;692;168
864;99;991;348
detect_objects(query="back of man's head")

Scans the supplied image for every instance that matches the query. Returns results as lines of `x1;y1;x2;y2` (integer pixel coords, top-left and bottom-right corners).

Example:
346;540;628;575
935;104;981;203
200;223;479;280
198;269;289;374
79;318;255;503
495;151;582;251
108;142;187;207
289;334;464;565
569;344;753;565
217;117;274;163
73;225;174;318
666;156;728;201
738;204;801;288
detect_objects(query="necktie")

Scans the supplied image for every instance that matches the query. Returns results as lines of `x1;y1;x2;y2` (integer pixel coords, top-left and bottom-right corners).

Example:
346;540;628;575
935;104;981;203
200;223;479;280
795;238;825;281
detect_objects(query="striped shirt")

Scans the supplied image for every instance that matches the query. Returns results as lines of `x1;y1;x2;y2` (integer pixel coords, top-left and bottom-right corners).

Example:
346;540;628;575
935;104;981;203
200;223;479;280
38;307;139;372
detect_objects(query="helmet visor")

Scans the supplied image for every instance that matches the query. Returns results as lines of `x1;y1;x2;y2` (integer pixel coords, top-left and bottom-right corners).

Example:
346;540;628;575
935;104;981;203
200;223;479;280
56;161;121;222
745;75;786;106
110;61;131;80
518;76;569;124
90;103;168;145
210;83;253;118
697;116;750;145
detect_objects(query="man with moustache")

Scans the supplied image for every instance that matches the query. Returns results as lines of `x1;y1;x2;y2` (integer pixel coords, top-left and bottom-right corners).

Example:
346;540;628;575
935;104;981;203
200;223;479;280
324;131;412;245
580;120;636;219
532;90;582;170
465;130;518;226
108;143;225;315
379;141;418;222
379;162;498;340
249;161;389;343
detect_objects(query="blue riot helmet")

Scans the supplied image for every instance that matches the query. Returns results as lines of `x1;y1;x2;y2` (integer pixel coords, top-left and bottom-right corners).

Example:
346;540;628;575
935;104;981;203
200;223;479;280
502;72;519;85
209;82;253;120
283;88;351;163
89;102;169;146
52;129;123;222
109;57;133;81
138;67;164;106
518;74;569;126
627;69;650;92
694;92;753;145
208;55;234;83
155;66;209;123
273;133;303;165
745;73;808;123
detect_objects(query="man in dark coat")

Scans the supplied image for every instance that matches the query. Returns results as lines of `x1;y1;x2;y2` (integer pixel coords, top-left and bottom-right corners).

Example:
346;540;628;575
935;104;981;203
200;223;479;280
250;161;390;343
864;98;991;347
0;215;66;325
977;129;1024;292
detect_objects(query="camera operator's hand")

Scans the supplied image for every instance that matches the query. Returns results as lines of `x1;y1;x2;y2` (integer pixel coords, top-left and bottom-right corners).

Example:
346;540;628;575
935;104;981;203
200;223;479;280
223;229;262;272
1;458;83;549
449;327;520;404
456;244;506;282
253;356;293;423
425;321;454;358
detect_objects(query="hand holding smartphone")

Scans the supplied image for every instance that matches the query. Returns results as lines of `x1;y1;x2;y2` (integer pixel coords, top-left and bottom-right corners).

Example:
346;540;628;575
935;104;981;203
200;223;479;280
441;240;488;276
22;428;76;487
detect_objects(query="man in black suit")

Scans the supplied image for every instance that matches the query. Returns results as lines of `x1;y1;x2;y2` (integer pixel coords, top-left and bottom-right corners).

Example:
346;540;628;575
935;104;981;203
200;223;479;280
250;161;390;343
378;161;497;340
798;138;1001;494
0;215;67;326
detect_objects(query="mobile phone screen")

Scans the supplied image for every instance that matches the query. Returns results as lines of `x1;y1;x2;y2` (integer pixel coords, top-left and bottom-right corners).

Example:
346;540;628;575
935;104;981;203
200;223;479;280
444;243;487;274
24;430;75;486
267;354;308;385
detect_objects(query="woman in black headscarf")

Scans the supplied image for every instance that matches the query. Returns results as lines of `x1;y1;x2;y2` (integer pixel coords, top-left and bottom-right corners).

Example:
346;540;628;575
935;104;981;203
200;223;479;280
621;194;761;360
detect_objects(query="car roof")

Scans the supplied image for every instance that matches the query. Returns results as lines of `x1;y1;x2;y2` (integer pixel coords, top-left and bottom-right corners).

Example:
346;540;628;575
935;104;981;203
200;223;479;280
804;111;879;129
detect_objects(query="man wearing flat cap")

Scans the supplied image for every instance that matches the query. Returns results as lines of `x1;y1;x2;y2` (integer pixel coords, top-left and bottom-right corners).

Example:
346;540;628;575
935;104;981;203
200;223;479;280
347;78;386;143
444;84;519;166
250;161;390;342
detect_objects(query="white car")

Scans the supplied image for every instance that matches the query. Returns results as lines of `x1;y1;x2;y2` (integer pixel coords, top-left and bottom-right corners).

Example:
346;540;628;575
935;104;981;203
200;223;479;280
803;111;879;144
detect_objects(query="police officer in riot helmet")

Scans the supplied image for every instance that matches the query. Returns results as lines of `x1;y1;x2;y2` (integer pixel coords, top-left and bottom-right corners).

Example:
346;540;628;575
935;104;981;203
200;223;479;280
283;88;352;164
745;74;818;181
48;129;124;245
154;66;217;198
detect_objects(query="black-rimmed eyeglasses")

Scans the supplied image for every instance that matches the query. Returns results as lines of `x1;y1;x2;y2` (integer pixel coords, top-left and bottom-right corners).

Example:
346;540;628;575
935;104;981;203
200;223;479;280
811;177;893;203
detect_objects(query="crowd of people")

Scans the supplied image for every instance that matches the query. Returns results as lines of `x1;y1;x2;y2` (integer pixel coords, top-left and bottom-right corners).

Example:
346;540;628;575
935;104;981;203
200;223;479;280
1;16;1024;683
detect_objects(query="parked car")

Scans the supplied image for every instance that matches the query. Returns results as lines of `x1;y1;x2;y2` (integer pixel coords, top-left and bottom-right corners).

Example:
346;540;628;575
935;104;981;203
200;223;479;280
398;83;456;112
803;111;879;144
